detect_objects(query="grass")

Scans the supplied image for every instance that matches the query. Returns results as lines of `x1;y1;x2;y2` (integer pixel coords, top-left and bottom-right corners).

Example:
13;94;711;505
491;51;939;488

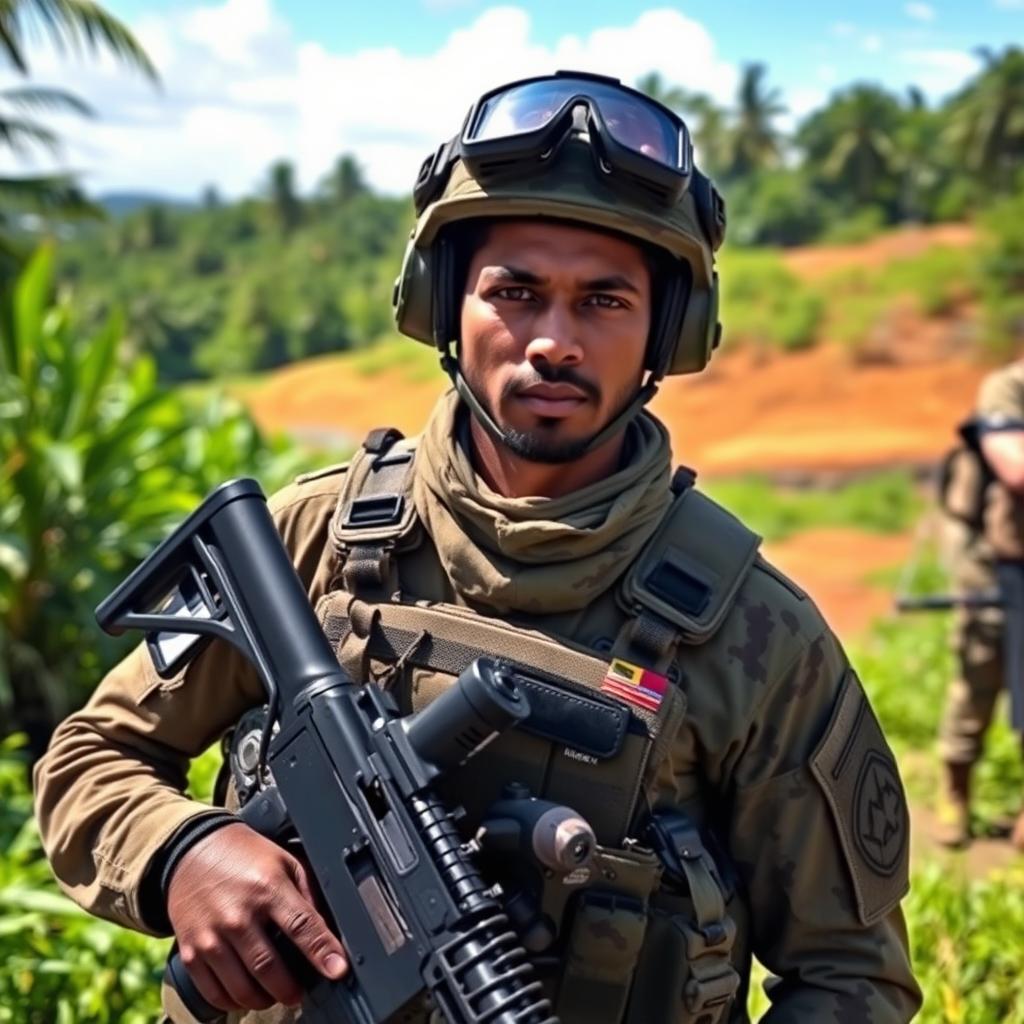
718;249;825;352
346;333;443;382
717;238;982;358
705;469;923;541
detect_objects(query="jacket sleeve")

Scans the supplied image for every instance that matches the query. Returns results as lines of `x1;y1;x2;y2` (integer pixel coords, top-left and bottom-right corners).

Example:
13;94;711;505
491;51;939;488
725;626;922;1022
33;479;340;935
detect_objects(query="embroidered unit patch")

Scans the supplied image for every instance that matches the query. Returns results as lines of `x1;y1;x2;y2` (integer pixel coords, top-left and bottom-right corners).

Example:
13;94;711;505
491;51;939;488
600;658;668;712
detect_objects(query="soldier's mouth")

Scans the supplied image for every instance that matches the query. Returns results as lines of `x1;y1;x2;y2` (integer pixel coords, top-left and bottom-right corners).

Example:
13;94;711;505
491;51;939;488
516;383;588;419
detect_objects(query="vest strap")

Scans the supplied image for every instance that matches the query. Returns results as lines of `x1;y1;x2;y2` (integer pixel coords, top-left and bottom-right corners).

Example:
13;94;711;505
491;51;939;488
329;428;421;600
646;810;740;1024
618;484;761;648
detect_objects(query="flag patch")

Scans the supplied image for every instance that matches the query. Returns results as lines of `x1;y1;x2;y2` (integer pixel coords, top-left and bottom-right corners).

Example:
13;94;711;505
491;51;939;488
600;658;668;712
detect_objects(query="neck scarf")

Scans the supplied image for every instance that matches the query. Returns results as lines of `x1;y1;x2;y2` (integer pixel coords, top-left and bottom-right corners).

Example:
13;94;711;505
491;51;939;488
412;390;672;614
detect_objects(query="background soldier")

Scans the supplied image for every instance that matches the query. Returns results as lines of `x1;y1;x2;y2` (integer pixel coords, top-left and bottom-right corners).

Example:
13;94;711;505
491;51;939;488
938;357;1024;849
34;72;920;1022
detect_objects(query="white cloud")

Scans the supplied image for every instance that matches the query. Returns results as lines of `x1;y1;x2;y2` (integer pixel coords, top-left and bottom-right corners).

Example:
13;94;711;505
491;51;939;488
862;34;883;53
830;21;857;38
993;0;1024;8
0;3;737;199
899;48;982;97
904;2;935;20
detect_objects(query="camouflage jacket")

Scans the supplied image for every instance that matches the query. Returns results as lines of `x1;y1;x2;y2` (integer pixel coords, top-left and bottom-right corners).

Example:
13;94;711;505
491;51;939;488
35;460;921;1023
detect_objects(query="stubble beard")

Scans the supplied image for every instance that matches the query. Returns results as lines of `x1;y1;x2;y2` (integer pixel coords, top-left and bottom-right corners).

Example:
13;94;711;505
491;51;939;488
470;371;634;465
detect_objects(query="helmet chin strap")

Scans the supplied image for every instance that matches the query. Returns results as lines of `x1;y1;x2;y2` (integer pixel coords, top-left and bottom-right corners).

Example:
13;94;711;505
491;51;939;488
431;223;681;463
439;348;659;460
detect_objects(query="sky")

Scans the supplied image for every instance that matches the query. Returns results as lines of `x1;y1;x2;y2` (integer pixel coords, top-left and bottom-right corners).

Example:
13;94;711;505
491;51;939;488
0;0;1020;200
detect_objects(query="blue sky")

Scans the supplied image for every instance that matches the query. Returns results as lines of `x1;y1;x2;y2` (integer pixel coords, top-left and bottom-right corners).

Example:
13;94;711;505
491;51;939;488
3;0;1020;199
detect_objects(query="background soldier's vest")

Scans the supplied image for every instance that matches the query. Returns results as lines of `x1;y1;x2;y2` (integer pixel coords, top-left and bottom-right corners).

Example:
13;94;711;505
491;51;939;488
224;428;762;1024
940;416;1024;561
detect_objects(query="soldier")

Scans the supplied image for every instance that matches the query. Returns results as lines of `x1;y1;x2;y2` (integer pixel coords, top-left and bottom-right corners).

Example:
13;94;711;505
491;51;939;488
34;72;920;1022
938;357;1024;849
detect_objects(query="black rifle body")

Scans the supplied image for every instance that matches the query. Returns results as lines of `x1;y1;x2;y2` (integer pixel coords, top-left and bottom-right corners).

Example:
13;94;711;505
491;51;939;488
96;479;556;1024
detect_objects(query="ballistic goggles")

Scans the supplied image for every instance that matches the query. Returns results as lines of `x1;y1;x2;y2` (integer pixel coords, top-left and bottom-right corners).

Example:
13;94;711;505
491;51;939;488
414;70;695;214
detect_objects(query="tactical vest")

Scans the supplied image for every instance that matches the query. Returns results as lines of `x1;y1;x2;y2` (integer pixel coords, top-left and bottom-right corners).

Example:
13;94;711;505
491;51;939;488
269;427;760;1024
939;418;1024;560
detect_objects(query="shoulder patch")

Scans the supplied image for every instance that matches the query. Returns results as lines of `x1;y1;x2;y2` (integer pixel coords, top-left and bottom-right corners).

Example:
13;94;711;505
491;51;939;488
810;670;909;925
294;462;349;485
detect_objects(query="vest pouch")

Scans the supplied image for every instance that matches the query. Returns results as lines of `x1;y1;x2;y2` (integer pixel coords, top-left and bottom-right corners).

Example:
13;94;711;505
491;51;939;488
555;844;662;1024
941;445;991;529
624;822;742;1024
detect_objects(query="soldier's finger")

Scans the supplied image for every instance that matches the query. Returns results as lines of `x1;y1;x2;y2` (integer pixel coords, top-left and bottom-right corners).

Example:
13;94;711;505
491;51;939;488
285;851;317;907
177;947;240;1013
271;896;348;981
232;926;305;1008
197;935;275;1011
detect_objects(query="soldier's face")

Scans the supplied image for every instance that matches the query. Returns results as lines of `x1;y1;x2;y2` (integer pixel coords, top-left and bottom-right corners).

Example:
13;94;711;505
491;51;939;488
459;220;651;463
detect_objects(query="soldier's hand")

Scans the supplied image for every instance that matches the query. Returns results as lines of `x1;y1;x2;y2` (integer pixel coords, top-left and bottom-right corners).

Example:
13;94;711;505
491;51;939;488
166;821;348;1012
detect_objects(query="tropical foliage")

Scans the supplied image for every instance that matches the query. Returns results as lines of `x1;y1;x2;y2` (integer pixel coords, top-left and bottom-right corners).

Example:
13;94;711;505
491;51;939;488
0;0;155;265
641;47;1024;245
0;246;313;754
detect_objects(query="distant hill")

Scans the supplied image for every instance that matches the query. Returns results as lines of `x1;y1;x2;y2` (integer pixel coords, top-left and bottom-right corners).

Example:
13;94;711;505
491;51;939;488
98;191;199;217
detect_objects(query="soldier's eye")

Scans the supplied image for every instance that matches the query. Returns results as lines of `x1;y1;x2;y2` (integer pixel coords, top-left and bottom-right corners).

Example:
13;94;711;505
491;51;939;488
584;294;626;309
494;286;535;302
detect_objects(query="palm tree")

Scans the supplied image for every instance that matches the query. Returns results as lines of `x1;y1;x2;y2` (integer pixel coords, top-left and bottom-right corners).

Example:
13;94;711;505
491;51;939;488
267;159;302;233
0;1;157;229
722;63;786;180
322;153;368;206
946;46;1024;192
896;87;943;222
797;84;904;207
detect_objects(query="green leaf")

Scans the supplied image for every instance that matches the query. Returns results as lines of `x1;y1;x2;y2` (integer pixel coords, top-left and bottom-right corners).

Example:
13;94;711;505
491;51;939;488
38;439;82;492
60;306;121;438
9;243;53;385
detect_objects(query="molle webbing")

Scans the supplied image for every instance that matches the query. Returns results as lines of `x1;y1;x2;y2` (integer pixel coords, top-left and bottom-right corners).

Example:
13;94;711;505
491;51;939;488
320;598;663;736
617;480;761;661
317;594;685;845
328;428;421;599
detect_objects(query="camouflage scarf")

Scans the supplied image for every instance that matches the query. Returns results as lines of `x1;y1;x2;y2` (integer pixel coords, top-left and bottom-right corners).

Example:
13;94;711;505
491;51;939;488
412;390;672;614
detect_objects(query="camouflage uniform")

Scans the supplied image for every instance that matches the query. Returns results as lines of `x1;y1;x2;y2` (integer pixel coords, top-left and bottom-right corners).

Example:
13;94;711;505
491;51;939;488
939;362;1024;766
35;401;920;1023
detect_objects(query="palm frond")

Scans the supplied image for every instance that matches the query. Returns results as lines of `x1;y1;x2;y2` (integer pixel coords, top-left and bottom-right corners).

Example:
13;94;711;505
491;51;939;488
15;0;157;82
0;173;102;218
0;4;28;74
0;114;57;153
1;84;93;117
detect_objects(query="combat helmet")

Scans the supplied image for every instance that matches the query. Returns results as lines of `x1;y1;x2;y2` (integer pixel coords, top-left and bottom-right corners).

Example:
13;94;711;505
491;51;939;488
393;70;727;450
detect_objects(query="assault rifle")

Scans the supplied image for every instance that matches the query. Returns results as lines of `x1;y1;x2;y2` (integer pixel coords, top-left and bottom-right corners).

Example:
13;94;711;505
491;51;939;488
96;479;560;1024
896;565;1024;732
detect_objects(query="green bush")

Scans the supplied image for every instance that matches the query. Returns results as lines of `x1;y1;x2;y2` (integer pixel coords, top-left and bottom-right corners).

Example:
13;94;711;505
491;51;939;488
0;247;315;752
725;169;830;247
0;735;169;1023
706;470;923;542
978;192;1024;355
907;863;1024;1023
718;250;825;351
822;244;979;354
819;204;887;245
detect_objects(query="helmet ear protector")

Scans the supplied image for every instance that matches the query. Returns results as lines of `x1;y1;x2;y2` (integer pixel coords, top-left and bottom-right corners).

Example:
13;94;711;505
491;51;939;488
393;165;725;378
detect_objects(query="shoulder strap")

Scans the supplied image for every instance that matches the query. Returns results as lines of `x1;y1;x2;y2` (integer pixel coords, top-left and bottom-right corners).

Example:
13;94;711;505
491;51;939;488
328;427;421;600
614;468;761;670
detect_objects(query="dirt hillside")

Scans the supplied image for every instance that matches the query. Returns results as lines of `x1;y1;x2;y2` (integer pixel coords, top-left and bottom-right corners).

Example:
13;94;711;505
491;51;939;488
243;224;989;479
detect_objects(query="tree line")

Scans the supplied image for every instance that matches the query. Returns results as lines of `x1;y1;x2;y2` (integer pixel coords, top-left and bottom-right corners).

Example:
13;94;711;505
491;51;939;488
639;48;1023;244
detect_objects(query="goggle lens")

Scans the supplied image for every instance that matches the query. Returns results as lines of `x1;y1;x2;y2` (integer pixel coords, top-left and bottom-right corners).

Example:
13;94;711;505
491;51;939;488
469;78;682;169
